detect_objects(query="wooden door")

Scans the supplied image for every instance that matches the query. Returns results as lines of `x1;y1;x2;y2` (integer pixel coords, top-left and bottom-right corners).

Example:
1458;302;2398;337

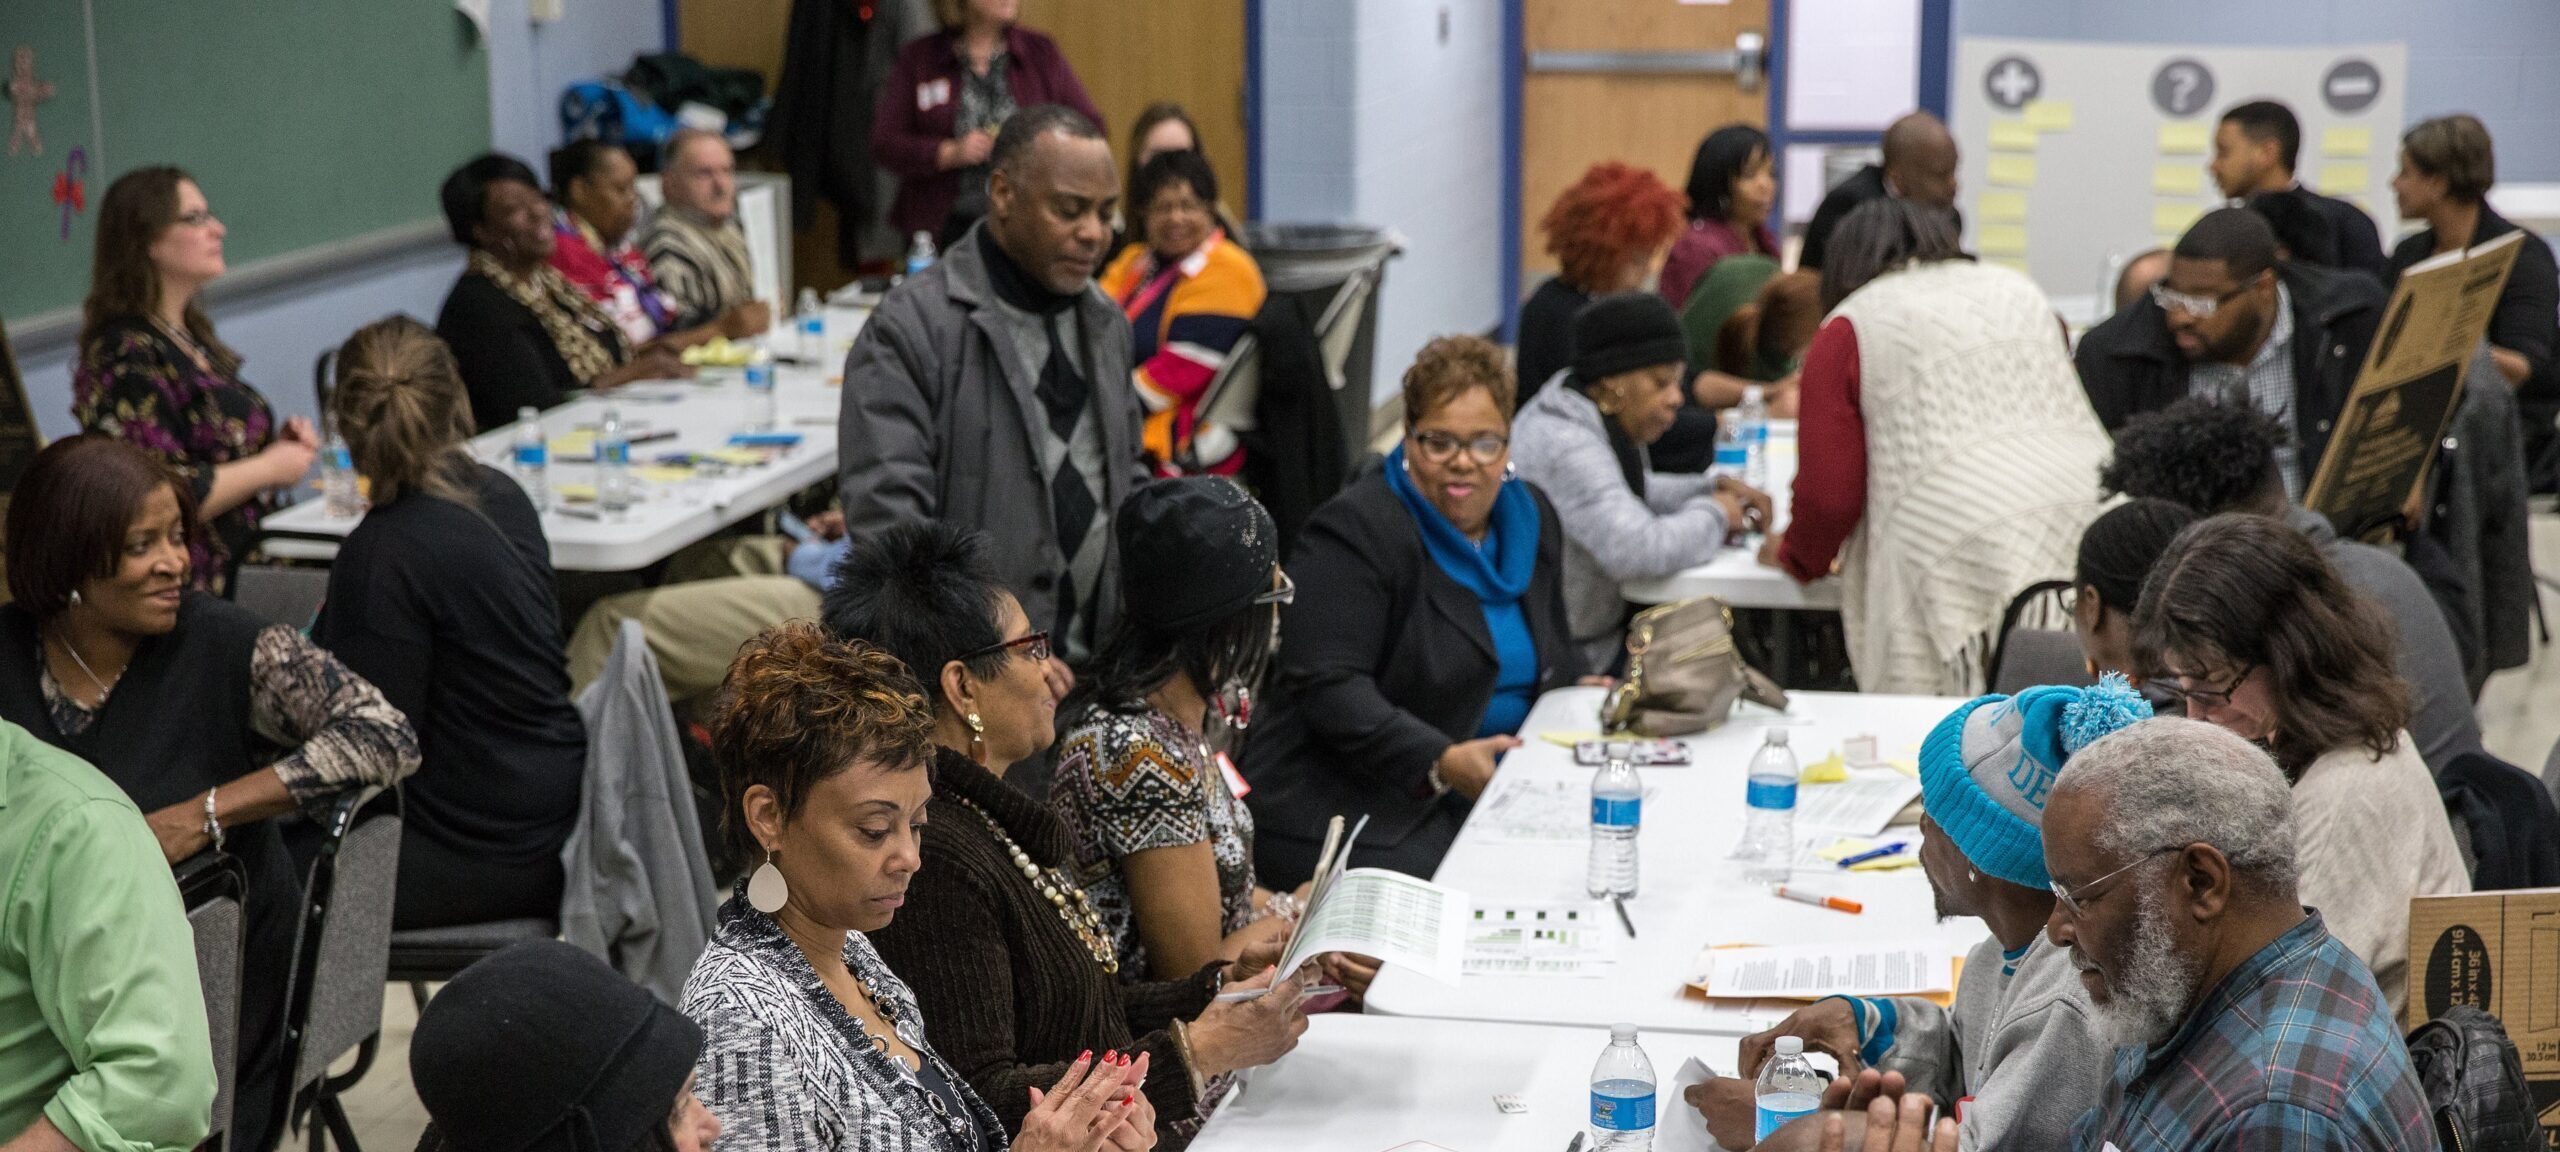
1520;0;1770;282
1016;0;1250;218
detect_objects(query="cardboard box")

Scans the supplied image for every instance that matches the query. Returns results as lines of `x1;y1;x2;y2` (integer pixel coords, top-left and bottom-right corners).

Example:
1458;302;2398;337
2409;888;2560;1142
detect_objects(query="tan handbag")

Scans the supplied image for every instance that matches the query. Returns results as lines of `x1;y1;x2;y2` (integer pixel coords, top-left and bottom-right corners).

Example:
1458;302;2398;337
1600;596;1789;737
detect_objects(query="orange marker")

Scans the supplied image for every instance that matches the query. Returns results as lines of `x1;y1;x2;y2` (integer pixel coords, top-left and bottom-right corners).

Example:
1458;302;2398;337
1771;885;1863;914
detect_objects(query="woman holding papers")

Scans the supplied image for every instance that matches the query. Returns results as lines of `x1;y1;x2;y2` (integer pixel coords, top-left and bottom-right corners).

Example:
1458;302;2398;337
1243;336;1585;888
1047;478;1381;1002
1686;677;2147;1150
822;524;1310;1149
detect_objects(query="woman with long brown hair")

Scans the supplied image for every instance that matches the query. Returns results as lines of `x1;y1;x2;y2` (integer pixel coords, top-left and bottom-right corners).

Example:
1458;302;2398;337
310;316;587;930
76;166;322;590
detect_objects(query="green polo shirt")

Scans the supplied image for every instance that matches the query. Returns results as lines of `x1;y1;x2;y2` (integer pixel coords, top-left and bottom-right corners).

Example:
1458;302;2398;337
0;720;212;1152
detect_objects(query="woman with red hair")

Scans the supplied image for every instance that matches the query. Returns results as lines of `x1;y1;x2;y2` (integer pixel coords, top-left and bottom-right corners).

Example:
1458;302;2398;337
1514;162;1686;406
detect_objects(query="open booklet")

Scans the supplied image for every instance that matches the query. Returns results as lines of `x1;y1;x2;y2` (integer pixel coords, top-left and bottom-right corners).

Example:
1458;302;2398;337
1274;814;1471;985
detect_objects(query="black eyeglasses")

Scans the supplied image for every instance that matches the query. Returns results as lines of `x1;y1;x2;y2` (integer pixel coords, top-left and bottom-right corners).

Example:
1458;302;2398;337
959;631;1051;666
1254;570;1295;607
1411;431;1509;465
2149;661;2257;712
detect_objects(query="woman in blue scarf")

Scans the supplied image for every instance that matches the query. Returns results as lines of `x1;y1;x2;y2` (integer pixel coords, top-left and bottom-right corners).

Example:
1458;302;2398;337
1241;336;1584;890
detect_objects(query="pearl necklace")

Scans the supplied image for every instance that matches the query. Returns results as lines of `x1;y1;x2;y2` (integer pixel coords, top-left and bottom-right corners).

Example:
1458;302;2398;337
948;795;1119;975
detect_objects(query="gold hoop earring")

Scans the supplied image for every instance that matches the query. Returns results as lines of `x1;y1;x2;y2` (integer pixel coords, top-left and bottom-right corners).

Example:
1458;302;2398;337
748;850;789;913
966;711;987;766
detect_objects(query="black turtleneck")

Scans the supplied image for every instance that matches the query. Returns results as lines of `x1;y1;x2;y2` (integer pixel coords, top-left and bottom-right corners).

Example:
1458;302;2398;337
1568;375;1650;501
976;224;1079;317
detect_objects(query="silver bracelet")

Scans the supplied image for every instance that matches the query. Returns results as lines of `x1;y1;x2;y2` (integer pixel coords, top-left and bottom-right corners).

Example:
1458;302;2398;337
1426;761;1452;797
201;788;225;853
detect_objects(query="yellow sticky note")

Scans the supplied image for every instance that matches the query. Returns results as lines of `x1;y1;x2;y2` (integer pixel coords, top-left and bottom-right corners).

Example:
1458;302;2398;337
547;431;597;459
2317;163;2368;196
1987;155;2036;187
1979;224;2029;255
552;484;598;503
1987;121;2039;152
2321;126;2372;157
2157;122;2211;154
1977;191;2028;223
2023;100;2073;132
633;465;694;484
1801;752;1850;784
2152;165;2204;195
708;447;768;467
1539;730;1601;748
2153;202;2204;234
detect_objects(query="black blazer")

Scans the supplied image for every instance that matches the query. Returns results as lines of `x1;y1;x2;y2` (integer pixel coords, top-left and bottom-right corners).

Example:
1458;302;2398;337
1241;469;1581;862
2073;259;2384;471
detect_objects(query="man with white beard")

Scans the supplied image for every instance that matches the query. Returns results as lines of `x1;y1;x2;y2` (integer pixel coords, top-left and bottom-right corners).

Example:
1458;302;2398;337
2042;717;2432;1150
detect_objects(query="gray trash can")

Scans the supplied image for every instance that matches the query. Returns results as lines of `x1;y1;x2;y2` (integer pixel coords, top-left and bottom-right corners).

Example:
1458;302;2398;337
1240;222;1400;454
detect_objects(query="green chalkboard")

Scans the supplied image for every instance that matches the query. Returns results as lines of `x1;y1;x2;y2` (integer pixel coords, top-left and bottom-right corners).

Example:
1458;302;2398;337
0;0;490;326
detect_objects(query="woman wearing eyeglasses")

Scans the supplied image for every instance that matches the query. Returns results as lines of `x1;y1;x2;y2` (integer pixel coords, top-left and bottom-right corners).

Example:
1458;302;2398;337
2131;512;2468;1018
1242;336;1583;887
825;521;1312;1150
1048;479;1330;990
76;167;323;591
1512;294;1772;673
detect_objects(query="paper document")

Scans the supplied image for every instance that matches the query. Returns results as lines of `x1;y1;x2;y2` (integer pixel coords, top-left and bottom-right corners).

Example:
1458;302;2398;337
1692;941;1952;1000
1475;777;1658;843
1660;1057;1726;1152
1462;902;1617;977
1278;816;1470;984
1793;770;1922;835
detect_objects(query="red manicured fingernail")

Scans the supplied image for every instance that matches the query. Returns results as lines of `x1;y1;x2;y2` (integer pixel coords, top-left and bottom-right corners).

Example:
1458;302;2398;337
1122;1094;1135;1106
1079;1049;1093;1062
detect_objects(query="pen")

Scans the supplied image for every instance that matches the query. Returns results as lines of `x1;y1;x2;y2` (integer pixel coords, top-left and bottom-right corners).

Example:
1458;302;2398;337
1565;1134;1585;1152
553;506;600;520
1771;885;1864;914
1213;983;1343;1003
1836;841;1908;869
1611;895;1637;939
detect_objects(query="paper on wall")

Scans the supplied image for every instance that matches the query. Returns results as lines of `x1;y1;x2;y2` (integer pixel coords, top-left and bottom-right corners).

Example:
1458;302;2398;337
2151;164;2204;195
2321;126;2373;157
2156;122;2211;154
2022;100;2073;131
1978;224;2029;256
1987;121;2039;152
2153;202;2204;234
1977;191;2028;222
1987;155;2037;187
2317;163;2369;196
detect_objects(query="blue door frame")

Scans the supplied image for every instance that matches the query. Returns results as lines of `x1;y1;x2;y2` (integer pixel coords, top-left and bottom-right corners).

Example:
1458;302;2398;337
1490;0;1954;341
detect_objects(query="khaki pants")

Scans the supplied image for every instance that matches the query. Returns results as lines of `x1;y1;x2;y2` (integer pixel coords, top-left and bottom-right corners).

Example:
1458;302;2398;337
567;537;824;709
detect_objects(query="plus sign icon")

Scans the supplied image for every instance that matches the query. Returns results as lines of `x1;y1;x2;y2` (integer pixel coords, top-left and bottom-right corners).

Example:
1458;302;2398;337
1983;55;2041;111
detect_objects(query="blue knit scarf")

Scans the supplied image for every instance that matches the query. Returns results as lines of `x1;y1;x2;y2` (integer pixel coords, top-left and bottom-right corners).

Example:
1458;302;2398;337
1383;444;1538;606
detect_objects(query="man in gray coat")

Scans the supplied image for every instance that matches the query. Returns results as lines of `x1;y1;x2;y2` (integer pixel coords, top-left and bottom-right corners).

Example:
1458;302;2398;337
837;104;1144;669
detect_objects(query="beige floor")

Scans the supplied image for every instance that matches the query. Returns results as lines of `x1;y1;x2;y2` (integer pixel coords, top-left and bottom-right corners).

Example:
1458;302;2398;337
329;513;2560;1150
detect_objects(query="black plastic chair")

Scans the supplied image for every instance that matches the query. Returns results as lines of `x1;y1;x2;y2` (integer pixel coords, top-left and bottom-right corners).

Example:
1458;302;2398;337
272;788;397;1152
179;851;249;1152
1986;579;2094;697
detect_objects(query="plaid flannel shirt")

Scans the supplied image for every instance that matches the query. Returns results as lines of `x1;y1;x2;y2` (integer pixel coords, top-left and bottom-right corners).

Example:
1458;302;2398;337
2070;912;2435;1151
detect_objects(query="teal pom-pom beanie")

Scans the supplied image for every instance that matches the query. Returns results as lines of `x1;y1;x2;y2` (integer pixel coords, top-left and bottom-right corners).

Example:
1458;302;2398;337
1915;673;2151;888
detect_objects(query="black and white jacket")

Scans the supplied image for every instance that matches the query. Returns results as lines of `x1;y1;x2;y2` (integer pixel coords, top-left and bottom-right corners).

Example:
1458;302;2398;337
682;896;1005;1152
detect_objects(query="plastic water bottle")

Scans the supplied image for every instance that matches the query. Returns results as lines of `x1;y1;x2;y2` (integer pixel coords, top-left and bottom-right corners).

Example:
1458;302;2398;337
903;231;938;281
794;287;825;362
1712;409;1747;483
596;406;634;517
510;407;549;511
744;350;777;431
1587;740;1641;899
321;434;363;518
1755;1036;1823;1142
1589;1023;1657;1150
1738;384;1770;490
1731;728;1799;884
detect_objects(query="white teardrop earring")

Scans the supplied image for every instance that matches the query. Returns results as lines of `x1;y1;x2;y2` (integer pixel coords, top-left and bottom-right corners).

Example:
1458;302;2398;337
748;850;789;913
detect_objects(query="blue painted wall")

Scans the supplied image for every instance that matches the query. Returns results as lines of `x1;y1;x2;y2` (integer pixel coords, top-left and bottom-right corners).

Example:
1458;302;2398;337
1950;0;2560;181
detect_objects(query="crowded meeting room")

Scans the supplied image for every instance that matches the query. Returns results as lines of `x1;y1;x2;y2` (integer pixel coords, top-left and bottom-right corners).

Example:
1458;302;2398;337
10;0;2560;1150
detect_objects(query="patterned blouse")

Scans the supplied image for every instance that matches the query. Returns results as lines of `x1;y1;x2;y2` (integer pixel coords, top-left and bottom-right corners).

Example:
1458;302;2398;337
74;318;278;588
39;623;419;806
1049;702;1258;980
684;895;1005;1152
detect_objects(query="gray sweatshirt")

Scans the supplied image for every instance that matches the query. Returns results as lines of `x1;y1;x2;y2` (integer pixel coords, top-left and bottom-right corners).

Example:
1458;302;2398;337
1509;380;1730;671
1865;932;2107;1151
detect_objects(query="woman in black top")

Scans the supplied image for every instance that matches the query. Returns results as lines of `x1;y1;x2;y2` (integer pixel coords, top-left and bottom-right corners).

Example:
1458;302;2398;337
2387;115;2560;476
0;436;418;1152
433;153;690;431
312;316;587;929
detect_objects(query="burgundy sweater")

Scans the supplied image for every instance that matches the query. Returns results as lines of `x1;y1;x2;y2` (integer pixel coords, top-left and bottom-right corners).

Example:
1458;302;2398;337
871;25;1104;237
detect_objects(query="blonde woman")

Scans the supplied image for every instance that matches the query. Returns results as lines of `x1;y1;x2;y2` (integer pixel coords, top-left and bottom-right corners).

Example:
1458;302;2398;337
311;316;588;929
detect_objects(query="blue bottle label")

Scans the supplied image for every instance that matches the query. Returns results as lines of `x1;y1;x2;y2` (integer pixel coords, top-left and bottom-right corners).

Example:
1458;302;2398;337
746;362;773;389
1591;795;1640;829
601;442;629;466
1715;445;1748;466
1746;778;1797;810
1591;1087;1656;1131
1756;1092;1821;1141
514;443;546;468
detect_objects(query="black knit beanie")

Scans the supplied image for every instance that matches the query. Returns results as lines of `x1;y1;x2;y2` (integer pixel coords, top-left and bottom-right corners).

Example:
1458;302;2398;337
1570;292;1687;385
410;940;705;1152
1115;476;1279;632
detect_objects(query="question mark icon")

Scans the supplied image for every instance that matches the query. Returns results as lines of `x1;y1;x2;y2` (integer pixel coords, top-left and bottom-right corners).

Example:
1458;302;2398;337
2153;57;2216;117
2169;67;2197;112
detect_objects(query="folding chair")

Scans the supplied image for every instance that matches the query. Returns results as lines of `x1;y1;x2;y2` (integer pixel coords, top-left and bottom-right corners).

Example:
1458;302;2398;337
179;852;249;1152
1986;580;2095;697
273;789;397;1152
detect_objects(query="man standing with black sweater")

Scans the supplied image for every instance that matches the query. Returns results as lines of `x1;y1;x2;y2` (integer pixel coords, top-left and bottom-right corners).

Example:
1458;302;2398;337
2210;100;2390;279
